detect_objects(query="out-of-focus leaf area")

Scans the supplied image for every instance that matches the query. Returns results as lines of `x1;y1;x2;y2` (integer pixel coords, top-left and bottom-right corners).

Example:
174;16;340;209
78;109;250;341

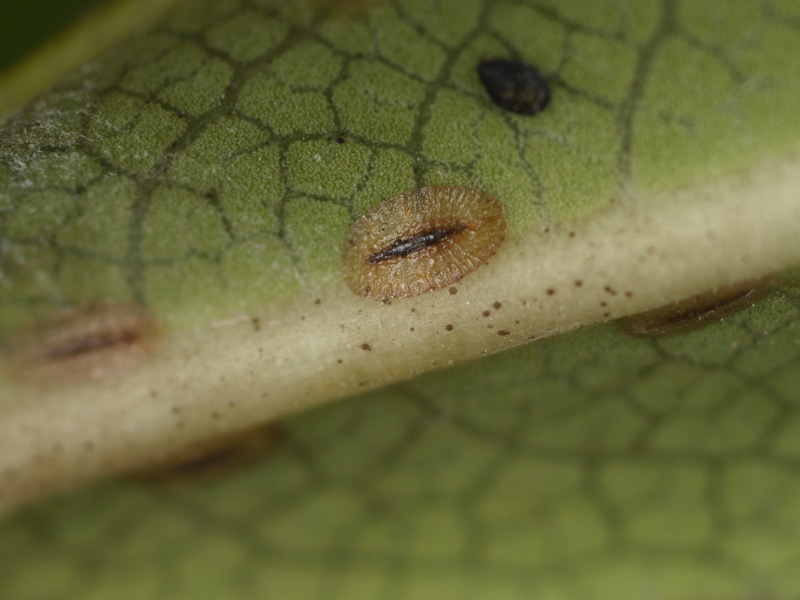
2;274;800;599
0;0;105;72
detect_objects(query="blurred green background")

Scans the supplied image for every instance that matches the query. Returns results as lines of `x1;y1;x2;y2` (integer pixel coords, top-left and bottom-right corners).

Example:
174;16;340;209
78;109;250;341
0;0;105;73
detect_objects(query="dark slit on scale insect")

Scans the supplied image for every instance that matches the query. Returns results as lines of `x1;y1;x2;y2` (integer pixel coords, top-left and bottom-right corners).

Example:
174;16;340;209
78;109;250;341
42;329;140;361
368;225;468;264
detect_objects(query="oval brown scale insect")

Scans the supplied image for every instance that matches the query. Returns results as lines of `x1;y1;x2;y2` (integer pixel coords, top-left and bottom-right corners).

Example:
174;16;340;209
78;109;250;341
131;424;284;485
615;278;774;338
342;186;507;299
3;302;159;385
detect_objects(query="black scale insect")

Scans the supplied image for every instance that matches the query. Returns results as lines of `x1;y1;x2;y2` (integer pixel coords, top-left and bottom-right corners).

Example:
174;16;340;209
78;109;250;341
478;58;550;116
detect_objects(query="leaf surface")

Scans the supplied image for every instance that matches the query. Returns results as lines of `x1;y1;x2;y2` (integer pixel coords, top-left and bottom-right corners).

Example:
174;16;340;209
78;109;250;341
1;0;800;596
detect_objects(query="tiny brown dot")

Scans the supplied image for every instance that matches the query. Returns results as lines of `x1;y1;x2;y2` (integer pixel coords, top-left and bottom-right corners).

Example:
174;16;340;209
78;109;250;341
314;299;321;305
411;308;416;312
487;324;494;329
625;291;633;297
482;310;491;317
603;312;611;317
449;287;458;295
546;288;555;295
569;232;575;237
574;280;583;287
493;302;502;310
445;324;453;331
544;228;550;233
498;330;510;336
410;327;415;331
601;301;607;307
361;343;372;351
337;359;343;363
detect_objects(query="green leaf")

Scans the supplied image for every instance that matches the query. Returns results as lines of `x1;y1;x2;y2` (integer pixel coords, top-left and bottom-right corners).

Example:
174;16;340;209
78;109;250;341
1;0;800;597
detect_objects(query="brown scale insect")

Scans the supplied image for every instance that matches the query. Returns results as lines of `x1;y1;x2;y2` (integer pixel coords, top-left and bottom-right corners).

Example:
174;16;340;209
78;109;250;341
131;424;284;485
615;278;774;338
4;302;159;384
342;186;507;299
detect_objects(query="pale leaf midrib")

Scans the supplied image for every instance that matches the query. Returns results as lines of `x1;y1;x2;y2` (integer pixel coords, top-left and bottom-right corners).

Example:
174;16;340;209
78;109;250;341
1;146;799;513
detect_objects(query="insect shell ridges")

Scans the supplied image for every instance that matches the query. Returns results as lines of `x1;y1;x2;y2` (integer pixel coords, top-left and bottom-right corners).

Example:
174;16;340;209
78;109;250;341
341;186;507;299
